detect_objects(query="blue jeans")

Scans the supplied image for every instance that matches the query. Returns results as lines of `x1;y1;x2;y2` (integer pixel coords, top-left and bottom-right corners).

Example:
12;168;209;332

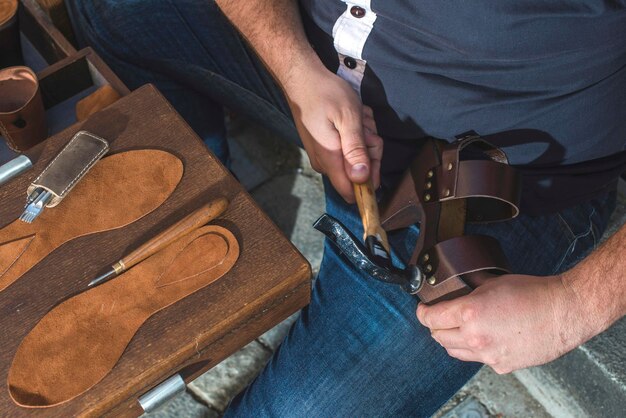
66;1;616;416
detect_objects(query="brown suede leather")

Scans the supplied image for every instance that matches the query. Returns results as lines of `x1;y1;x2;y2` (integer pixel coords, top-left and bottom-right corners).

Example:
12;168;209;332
0;0;21;68
76;85;122;122
0;150;183;292
8;225;239;408
0;0;17;24
0;66;47;151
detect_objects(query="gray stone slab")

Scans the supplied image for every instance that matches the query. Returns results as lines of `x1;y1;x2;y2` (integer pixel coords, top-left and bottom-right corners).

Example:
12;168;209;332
441;396;490;418
188;341;272;412
257;312;300;351
140;391;215;418
227;117;302;179
228;138;272;191
522;178;626;418
251;173;325;274
435;367;551;418
296;147;319;178
534;329;626;418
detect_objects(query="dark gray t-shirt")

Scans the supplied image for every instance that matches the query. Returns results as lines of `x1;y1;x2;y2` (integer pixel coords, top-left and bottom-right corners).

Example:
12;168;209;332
300;0;626;213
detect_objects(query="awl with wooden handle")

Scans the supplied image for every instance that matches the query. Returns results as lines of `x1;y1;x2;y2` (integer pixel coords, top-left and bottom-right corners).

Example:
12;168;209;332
88;197;229;287
354;179;392;268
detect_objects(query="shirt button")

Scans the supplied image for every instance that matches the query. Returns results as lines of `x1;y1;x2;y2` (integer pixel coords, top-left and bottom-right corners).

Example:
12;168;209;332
350;6;366;18
344;56;357;69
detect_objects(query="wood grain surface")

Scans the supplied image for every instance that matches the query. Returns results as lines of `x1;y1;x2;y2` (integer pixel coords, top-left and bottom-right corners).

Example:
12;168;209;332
19;0;77;64
354;179;390;252
0;85;311;417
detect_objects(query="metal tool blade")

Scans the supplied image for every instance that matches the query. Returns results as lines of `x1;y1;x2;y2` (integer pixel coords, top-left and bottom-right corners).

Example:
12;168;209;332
88;269;117;287
19;190;52;223
313;213;423;293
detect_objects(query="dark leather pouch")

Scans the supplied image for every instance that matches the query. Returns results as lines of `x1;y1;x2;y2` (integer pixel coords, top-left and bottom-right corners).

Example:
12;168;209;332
0;66;47;151
27;130;110;207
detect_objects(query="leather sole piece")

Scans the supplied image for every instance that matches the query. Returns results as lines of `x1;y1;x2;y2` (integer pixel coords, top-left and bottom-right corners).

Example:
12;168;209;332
8;225;239;408
0;149;184;292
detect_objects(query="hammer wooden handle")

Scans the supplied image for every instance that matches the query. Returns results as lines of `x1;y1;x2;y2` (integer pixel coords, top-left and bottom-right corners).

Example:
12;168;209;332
116;197;229;272
354;180;390;253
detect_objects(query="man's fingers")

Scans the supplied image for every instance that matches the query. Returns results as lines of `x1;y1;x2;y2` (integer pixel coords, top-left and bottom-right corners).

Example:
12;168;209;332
315;130;357;202
431;329;465;349
336;109;370;183
364;130;383;189
417;301;464;330
445;348;478;363
363;114;377;135
327;161;357;202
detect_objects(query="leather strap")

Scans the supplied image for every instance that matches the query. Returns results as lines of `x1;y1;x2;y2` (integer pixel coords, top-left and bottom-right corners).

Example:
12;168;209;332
428;134;520;223
418;235;510;285
380;132;521;304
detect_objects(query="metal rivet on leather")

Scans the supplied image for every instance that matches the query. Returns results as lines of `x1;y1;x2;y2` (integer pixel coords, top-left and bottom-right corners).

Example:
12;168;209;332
350;6;366;18
344;56;357;69
425;264;433;273
425;181;432;190
427;170;434;178
422;254;430;263
427;277;436;285
443;188;451;197
424;193;431;202
447;162;453;171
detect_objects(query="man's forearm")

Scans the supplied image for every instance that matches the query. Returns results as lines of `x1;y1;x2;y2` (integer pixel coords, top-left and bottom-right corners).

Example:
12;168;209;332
215;0;324;89
563;221;626;339
215;0;383;202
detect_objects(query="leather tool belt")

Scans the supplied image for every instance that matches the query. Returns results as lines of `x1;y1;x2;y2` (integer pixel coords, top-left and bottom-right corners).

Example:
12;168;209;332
314;131;521;304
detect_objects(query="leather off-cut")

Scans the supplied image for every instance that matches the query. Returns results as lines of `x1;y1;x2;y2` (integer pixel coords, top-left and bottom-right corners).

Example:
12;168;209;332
8;225;239;408
0;149;183;292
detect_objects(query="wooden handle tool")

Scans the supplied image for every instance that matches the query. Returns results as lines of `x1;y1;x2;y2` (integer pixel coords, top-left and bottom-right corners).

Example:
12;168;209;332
88;197;229;287
354;179;391;267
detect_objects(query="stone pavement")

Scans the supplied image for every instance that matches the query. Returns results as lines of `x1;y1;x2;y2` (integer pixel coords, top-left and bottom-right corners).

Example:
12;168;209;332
143;119;625;417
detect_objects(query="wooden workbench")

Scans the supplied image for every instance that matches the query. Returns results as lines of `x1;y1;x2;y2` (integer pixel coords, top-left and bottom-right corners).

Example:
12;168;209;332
0;85;311;417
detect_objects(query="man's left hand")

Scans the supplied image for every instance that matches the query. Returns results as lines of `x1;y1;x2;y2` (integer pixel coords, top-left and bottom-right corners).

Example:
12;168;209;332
416;274;590;374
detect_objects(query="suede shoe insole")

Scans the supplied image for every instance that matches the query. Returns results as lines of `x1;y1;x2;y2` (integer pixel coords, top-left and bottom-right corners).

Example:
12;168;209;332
8;225;239;408
0;150;183;292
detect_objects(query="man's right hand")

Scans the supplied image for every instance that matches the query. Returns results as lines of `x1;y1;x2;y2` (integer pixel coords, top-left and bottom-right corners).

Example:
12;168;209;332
215;0;382;202
284;65;383;203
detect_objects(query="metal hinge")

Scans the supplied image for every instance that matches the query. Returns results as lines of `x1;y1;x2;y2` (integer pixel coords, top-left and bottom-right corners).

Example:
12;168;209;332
138;374;186;413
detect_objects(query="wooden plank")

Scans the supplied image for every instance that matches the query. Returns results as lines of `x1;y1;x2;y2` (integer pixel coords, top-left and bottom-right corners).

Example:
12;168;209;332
18;0;76;63
34;0;77;46
37;48;130;109
37;49;91;108
0;85;311;417
85;47;131;96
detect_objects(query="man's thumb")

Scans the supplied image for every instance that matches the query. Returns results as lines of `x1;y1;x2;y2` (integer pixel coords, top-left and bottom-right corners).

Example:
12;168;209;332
340;128;370;183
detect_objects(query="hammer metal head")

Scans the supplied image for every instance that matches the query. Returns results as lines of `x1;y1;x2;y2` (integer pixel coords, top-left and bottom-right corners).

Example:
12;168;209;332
313;213;423;294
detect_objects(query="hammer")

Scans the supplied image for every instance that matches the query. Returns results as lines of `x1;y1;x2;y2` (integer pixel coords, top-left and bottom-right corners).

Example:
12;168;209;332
353;179;392;268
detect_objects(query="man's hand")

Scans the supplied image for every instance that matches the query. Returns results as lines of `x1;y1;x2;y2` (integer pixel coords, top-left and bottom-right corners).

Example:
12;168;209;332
215;0;382;203
416;274;594;374
285;67;383;203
